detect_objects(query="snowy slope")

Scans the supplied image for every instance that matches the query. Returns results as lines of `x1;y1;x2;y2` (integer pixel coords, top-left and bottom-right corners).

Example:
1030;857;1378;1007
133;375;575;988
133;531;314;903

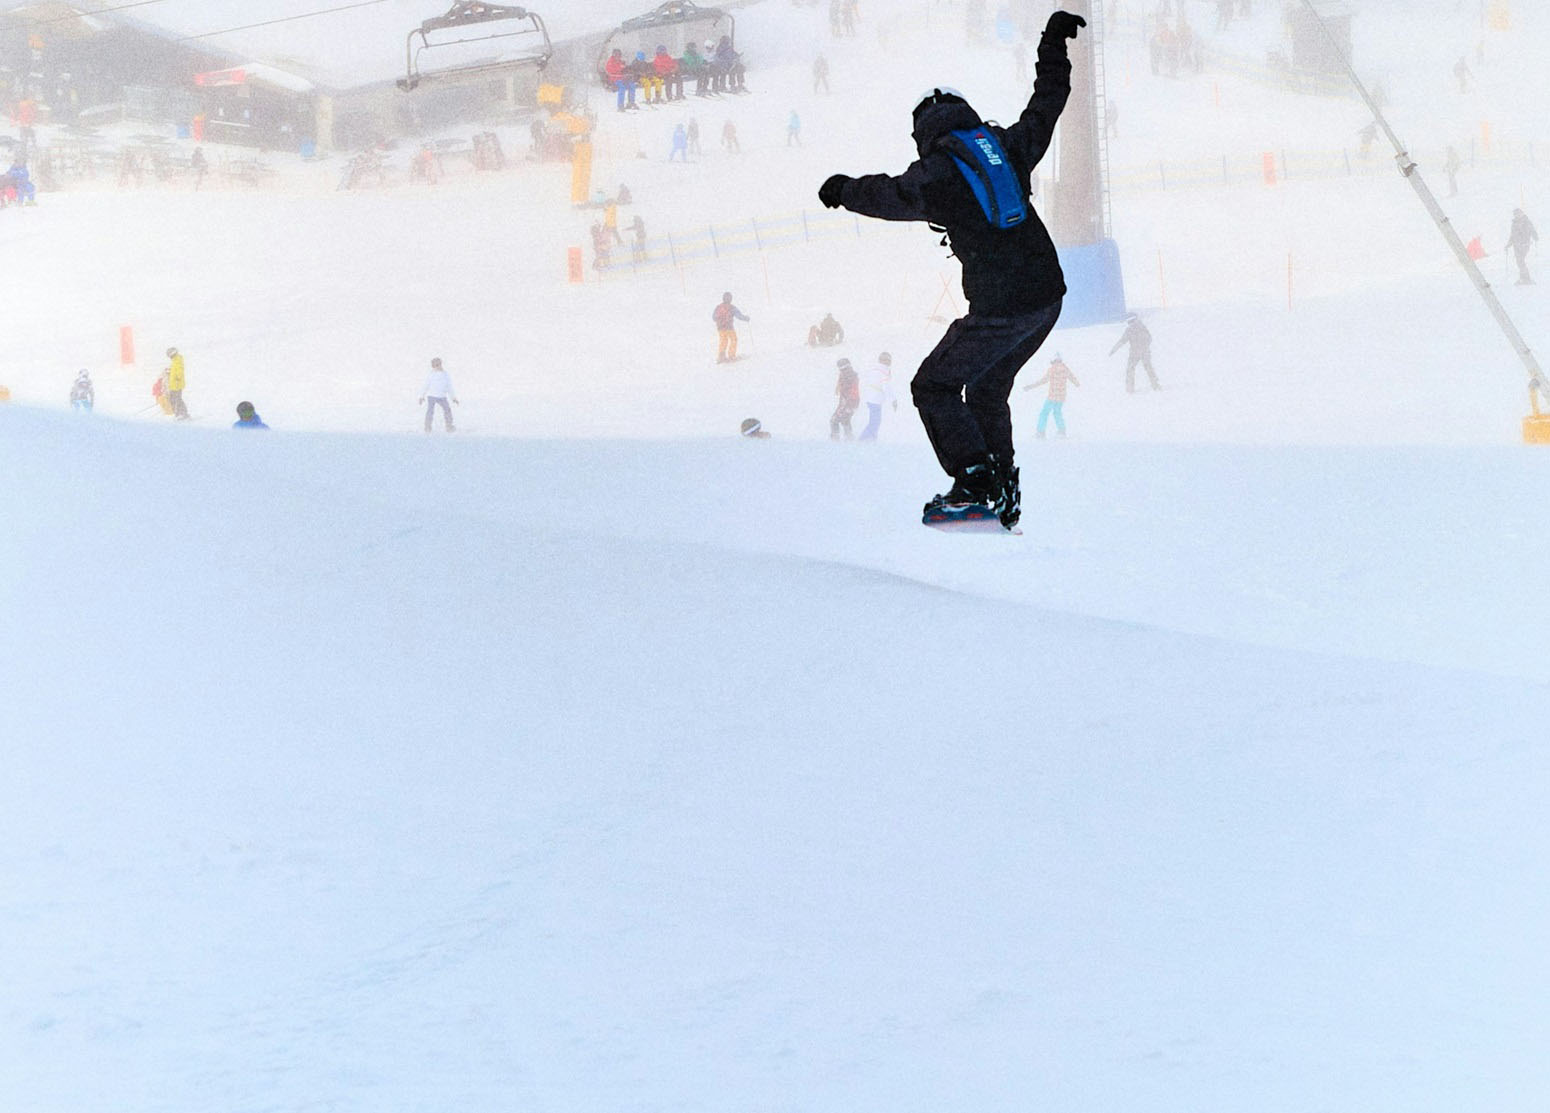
5;407;1549;1113
5;1;1550;1110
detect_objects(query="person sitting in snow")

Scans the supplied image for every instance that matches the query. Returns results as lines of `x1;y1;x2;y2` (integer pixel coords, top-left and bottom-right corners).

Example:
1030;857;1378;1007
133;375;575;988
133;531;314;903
807;312;845;347
6;161;36;205
232;401;269;429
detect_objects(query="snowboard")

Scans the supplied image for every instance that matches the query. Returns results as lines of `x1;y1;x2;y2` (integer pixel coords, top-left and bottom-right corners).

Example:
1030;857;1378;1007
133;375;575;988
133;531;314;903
922;503;1021;535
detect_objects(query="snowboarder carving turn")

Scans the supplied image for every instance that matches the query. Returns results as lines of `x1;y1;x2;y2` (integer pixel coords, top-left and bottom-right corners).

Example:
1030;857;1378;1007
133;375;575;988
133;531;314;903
816;9;1084;531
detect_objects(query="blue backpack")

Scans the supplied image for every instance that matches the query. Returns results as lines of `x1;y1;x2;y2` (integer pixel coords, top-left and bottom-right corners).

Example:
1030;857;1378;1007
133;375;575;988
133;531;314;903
940;127;1027;230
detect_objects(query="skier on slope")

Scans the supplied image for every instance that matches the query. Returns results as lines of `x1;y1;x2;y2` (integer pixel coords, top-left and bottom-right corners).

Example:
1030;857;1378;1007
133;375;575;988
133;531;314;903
419;357;459;433
1109;314;1161;392
1023;353;1080;438
165;347;190;420
712;292;749;363
816;9;1086;529
858;352;899;442
1506;207;1538;285
830;356;860;441
69;369;94;413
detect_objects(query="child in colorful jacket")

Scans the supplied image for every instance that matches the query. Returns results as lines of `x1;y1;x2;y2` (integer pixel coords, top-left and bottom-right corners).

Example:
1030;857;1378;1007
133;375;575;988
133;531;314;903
1024;354;1080;437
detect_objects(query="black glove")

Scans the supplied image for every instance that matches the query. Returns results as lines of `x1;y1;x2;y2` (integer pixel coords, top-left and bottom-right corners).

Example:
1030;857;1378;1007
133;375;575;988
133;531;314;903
1045;11;1087;40
818;174;851;210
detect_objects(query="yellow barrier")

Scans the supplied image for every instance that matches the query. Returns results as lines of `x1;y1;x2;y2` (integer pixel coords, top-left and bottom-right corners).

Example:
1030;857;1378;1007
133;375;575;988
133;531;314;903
1525;387;1550;444
569;138;592;206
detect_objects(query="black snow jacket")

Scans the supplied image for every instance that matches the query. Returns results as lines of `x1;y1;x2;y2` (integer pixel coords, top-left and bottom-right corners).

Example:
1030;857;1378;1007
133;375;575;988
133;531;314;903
831;30;1073;316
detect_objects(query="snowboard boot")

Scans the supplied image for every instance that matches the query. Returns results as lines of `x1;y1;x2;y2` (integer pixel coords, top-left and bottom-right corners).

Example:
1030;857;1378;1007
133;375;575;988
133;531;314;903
990;456;1021;530
924;458;997;516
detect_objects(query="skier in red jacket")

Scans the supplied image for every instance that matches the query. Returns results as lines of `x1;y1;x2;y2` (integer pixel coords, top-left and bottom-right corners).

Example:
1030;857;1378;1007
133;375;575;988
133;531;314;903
712;292;750;362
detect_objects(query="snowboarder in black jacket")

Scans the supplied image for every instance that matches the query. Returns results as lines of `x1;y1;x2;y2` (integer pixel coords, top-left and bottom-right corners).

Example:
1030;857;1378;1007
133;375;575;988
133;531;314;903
816;9;1084;528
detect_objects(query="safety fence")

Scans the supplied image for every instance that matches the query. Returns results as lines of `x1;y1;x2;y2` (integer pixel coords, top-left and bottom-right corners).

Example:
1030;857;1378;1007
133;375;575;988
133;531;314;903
581;128;1542;283
583;206;883;280
1109;136;1544;194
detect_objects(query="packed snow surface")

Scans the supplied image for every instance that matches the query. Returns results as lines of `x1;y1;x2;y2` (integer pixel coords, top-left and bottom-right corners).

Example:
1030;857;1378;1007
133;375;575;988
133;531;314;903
4;1;1550;1111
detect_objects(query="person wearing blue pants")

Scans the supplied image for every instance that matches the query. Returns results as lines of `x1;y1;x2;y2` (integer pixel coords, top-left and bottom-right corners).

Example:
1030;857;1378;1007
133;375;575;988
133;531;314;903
70;370;94;412
1024;354;1079;437
858;352;898;441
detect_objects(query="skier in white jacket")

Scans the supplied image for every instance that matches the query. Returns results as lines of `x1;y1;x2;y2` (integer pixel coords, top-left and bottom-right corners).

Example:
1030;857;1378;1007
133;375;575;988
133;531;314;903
419;357;459;433
858;352;899;442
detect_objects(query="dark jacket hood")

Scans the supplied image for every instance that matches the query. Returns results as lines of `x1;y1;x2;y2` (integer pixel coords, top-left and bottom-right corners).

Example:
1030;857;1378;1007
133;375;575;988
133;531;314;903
911;99;982;158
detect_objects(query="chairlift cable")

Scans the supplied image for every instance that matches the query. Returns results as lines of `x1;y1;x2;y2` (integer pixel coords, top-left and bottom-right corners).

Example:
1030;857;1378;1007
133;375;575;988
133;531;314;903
36;0;171;27
410;26;540;65
175;0;392;42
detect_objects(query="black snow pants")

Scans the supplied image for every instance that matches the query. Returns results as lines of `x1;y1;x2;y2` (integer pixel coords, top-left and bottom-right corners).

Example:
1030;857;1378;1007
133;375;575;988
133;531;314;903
911;299;1062;477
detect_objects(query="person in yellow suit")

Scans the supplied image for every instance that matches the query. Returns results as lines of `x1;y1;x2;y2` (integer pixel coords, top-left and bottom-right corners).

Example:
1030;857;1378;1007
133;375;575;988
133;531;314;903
165;347;190;420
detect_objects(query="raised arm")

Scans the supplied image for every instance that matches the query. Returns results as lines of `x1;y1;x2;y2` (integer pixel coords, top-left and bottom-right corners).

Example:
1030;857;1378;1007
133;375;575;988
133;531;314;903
1002;13;1081;170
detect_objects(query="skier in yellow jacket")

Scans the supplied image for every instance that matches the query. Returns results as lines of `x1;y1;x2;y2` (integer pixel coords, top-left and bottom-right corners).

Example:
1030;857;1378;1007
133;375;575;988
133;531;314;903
165;347;189;420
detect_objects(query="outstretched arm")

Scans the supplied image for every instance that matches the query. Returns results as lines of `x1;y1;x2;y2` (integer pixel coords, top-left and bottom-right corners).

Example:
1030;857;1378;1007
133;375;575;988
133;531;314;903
1002;14;1079;169
826;161;932;222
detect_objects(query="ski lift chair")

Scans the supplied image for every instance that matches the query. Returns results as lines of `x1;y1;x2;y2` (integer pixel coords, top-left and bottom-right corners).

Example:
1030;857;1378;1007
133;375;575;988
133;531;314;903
594;1;735;88
399;2;553;92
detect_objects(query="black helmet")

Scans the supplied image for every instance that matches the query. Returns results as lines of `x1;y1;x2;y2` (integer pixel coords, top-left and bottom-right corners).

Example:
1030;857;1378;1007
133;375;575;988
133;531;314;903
740;417;763;436
913;86;969;120
236;401;255;418
910;87;979;154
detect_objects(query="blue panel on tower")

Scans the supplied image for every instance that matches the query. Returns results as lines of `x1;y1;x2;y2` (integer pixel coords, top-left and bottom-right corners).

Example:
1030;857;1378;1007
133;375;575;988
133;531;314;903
1055;238;1128;329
